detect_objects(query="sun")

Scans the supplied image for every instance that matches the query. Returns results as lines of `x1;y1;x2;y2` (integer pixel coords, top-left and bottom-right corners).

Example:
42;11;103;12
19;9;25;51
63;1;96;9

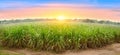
57;16;65;21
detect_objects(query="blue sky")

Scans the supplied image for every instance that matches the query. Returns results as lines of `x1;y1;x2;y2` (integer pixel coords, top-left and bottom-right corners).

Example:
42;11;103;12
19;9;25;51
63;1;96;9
0;0;120;9
0;0;120;4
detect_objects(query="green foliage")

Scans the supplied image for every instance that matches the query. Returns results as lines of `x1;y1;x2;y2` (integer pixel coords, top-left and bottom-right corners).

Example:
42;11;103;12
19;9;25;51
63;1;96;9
0;22;120;52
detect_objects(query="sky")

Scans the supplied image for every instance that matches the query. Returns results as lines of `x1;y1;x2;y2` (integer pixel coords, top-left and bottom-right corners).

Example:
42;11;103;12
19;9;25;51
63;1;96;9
0;0;120;21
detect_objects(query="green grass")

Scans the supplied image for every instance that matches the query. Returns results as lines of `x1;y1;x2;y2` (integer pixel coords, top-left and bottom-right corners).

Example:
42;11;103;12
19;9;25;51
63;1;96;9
0;22;120;52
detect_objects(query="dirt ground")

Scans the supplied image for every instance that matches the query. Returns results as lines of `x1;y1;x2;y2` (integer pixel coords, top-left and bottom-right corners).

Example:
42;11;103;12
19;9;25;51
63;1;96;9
1;43;120;55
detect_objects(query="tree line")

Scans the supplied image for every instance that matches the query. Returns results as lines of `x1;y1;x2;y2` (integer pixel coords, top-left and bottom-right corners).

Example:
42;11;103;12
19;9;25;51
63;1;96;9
0;18;120;25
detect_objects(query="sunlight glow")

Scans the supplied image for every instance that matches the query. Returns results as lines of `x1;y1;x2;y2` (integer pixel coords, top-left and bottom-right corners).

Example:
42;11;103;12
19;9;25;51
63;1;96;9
57;16;65;21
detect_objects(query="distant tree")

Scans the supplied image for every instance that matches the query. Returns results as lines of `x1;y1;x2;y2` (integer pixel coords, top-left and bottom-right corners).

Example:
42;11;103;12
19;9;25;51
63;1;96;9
116;22;120;25
83;19;97;23
98;20;105;24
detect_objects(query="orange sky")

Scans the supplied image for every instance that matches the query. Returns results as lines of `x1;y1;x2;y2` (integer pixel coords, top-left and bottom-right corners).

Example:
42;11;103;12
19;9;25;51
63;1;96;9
0;4;120;22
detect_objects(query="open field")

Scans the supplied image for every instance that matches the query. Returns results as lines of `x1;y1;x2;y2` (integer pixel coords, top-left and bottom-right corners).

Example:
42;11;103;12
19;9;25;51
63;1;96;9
0;22;120;53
